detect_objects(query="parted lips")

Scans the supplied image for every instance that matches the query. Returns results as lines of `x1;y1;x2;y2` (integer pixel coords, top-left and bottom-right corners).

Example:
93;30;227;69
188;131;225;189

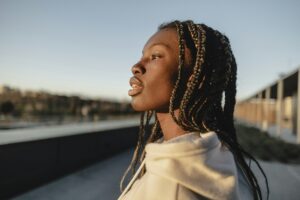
128;76;144;96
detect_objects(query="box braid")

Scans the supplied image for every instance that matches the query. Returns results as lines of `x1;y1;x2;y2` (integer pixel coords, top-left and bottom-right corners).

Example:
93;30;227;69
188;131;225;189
120;20;269;200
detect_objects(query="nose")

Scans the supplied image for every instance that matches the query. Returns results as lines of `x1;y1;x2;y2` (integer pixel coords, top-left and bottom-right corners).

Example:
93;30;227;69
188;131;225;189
131;62;145;75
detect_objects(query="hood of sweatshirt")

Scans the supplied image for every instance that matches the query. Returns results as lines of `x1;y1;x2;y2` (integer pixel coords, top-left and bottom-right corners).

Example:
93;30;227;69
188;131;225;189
144;131;240;200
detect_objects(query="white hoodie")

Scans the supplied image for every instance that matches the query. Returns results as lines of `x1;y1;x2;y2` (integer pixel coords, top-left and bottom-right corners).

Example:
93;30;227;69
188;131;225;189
118;131;253;200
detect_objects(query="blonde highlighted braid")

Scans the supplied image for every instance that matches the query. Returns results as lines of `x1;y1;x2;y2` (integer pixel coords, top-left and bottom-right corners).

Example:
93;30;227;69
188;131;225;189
120;20;269;200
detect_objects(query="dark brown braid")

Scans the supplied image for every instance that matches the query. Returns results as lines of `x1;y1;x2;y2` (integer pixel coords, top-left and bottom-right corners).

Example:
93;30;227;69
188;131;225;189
169;21;185;126
120;20;269;200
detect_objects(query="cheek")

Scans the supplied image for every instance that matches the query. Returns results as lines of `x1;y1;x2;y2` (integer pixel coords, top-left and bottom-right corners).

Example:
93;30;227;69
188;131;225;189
131;78;174;111
147;83;173;102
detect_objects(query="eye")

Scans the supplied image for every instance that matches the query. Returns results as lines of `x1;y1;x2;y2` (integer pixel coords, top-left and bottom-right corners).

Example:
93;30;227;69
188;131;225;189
150;53;161;60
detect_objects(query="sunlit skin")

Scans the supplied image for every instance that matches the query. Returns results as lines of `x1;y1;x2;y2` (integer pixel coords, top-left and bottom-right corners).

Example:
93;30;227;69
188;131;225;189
129;28;192;141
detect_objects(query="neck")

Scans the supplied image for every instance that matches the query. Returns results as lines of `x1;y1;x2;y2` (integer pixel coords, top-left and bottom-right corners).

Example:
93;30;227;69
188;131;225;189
156;109;187;141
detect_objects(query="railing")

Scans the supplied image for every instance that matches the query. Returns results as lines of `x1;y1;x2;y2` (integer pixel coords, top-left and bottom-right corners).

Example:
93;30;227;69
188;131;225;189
235;66;300;143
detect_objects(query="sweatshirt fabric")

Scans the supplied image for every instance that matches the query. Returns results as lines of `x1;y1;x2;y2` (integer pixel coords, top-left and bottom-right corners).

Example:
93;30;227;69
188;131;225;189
118;131;253;200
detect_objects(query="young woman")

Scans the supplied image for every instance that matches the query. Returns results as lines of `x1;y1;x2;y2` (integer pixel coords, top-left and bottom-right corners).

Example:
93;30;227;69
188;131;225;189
118;20;268;200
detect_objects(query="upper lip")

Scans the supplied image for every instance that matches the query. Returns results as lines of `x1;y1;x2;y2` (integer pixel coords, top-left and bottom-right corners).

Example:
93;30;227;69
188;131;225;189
129;76;143;87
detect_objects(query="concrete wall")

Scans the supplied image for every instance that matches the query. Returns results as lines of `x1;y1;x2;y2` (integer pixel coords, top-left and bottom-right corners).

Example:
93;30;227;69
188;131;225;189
0;125;139;199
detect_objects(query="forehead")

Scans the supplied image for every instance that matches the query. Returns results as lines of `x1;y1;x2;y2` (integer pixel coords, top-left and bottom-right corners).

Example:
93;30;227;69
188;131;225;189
143;28;178;53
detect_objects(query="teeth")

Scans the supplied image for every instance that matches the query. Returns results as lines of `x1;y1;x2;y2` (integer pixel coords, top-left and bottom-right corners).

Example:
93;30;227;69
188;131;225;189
132;84;141;89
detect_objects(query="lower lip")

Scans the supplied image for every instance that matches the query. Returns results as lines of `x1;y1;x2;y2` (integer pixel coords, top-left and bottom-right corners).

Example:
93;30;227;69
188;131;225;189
128;88;143;96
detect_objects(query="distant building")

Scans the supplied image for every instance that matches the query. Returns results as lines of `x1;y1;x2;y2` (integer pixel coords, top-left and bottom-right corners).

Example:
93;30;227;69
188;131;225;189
0;85;12;94
0;84;135;121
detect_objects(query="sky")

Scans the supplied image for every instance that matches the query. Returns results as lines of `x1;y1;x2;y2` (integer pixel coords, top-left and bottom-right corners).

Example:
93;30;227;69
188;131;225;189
0;0;299;101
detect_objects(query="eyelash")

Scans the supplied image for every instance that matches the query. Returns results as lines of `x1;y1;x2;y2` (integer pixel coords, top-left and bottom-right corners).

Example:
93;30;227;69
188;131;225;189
151;54;161;60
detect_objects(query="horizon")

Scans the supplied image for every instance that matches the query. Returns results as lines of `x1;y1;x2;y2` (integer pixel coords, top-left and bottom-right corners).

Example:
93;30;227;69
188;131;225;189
0;83;126;102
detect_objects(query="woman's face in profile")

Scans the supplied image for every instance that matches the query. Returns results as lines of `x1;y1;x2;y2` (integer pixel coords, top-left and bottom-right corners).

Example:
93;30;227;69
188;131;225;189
128;28;180;112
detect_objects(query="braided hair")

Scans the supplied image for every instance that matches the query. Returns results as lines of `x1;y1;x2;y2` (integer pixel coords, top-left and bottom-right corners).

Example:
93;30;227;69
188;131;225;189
120;20;269;200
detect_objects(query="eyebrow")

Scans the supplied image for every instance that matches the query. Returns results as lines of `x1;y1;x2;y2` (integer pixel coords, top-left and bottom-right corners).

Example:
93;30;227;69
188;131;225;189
142;42;171;55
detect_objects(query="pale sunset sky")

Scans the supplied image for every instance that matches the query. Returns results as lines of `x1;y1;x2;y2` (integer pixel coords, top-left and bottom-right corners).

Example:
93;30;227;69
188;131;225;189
0;0;299;101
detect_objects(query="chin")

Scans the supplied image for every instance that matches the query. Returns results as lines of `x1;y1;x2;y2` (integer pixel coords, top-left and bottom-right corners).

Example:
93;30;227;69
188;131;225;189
131;105;145;112
131;100;170;114
130;98;148;112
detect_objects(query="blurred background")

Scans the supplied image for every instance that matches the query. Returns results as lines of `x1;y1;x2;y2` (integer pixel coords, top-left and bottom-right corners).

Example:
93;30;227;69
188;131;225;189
0;0;300;200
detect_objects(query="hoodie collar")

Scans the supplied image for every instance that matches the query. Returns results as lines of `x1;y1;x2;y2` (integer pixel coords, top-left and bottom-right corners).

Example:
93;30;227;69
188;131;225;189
145;131;220;157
